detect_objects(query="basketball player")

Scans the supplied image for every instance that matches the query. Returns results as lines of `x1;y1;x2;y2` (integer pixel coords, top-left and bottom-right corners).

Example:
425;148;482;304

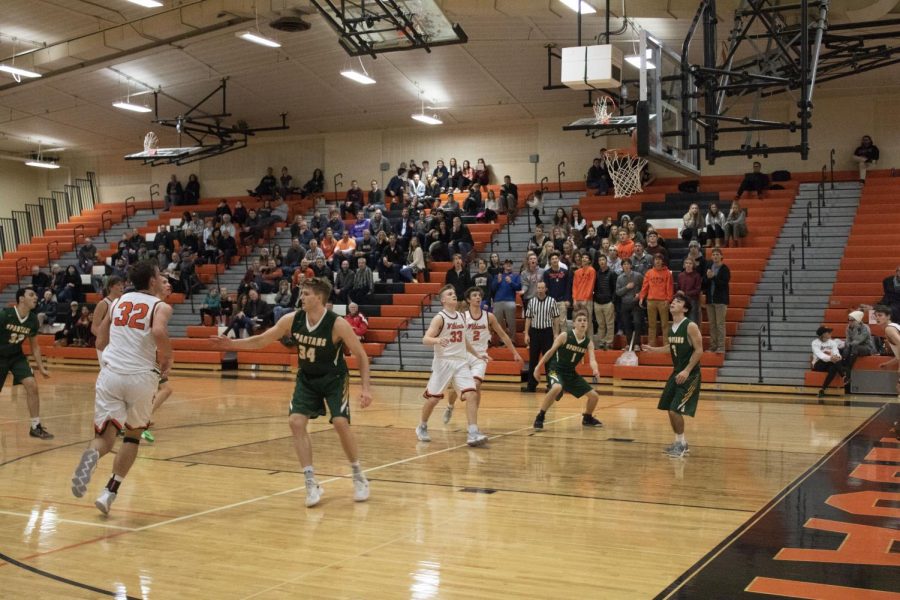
531;310;603;430
71;262;173;514
210;277;372;508
642;291;703;458
417;285;491;446
91;276;124;363
1;288;52;439
874;304;900;399
142;280;175;443
443;287;523;424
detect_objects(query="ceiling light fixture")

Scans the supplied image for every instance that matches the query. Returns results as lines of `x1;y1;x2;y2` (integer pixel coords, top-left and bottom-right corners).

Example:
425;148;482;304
625;49;656;69
558;0;597;14
0;64;41;79
340;57;376;85
411;87;443;125
236;31;282;48
125;0;163;7
25;143;59;169
113;100;152;113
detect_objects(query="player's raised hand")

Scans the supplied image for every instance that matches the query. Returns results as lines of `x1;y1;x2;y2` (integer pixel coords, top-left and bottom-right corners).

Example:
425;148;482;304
39;365;50;378
359;389;373;409
208;335;233;350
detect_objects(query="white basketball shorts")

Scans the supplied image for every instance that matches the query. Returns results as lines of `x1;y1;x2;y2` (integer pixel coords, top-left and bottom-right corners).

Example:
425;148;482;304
424;358;477;399
94;368;158;432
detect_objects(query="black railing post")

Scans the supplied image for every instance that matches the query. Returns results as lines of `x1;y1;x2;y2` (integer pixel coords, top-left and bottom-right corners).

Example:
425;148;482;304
149;183;160;213
781;270;788;321
333;173;343;195
124;196;136;228
766;296;773;348
556;162;565;199
787;244;795;294
757;325;767;384
830;148;835;189
800;223;808;269
398;331;408;370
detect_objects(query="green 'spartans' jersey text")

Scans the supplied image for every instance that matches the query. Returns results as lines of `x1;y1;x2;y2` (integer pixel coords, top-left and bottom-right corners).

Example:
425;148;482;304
0;307;38;358
667;318;699;373
549;330;590;373
290;310;347;377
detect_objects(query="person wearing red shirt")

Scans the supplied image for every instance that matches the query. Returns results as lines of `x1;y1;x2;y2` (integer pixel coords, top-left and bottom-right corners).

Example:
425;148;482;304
571;254;596;334
345;302;368;340
615;229;635;260
676;256;703;325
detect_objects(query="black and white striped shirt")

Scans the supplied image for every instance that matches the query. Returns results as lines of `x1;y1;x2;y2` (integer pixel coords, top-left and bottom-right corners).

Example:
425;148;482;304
525;295;559;330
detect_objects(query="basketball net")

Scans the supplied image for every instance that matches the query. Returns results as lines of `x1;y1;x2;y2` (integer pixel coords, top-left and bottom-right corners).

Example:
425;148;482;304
143;132;159;156
605;150;648;198
592;95;616;125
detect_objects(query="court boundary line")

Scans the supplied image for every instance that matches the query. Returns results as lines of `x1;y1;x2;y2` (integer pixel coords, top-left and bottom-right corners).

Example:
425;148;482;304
130;414;581;533
0;509;136;531
0;550;140;599
653;402;887;600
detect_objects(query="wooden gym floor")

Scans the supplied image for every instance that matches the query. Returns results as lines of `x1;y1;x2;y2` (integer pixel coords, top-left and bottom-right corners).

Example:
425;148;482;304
0;371;888;599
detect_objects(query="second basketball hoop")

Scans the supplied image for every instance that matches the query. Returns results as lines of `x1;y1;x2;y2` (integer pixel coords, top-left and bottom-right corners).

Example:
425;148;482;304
592;95;616;125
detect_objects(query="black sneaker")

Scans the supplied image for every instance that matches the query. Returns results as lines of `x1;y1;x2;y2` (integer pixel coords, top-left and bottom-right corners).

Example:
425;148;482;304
582;415;603;427
29;424;54;440
533;415;544;430
817;389;825;399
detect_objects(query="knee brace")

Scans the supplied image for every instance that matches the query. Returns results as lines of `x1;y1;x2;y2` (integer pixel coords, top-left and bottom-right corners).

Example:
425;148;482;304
123;436;141;445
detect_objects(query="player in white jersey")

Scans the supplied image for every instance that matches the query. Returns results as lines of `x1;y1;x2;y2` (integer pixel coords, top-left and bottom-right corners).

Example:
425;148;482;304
71;261;173;515
417;285;491;446
91;276;124;364
874;304;900;399
141;280;174;443
443;287;523;424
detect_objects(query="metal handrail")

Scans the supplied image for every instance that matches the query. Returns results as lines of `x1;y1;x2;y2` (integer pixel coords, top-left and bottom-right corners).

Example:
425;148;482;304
540;176;549;194
765;296;773;348
15;257;28;280
780;270;788;321
418;295;429;332
816;184;824;226
799;223;808;269
124;196;136;228
398;331;409;370
787;244;795;294
333;173;343;194
72;224;86;246
101;209;113;243
149;184;160;213
556;162;565;199
757;325;768;384
46;240;60;266
829;148;835;189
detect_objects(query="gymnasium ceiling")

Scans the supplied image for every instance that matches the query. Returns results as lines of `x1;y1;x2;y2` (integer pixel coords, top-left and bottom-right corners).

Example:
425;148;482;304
0;0;897;157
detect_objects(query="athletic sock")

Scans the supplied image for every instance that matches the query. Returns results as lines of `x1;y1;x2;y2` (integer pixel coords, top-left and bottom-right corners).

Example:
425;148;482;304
419;421;428;428
106;474;123;494
467;424;478;434
350;461;363;478
675;434;686;444
30;418;41;429
303;466;316;484
537;410;546;420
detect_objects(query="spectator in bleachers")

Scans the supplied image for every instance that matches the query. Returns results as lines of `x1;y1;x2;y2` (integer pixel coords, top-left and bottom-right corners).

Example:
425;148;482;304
333;260;354;304
349;257;374;303
320;228;337;263
582;226;601;257
449;216;474;259
571;208;587;237
812;326;847;397
227;288;270;338
232;200;248;226
706;248;730;353
332;230;357;270
852;135;879;182
73;305;94;347
446;158;460;190
677;256;703;325
55;301;80;346
271;244;284;268
423;174;440;209
543;252;571;330
218;213;236;239
249;167;277;198
442;193;461;220
475;158;490;186
350;214;370;243
372;230;389;268
630;242;652;275
459;160;474;191
561;240;577;268
272;280;294;322
341;180;362;219
639;254;674;347
155;226;176;254
607;247;623;274
301;168;325;198
471;258;492;305
31;266;51;298
844;310;875;371
406;160;420;178
463;183;483;216
324;207;343;237
201;218;216;246
362;180;384;217
268;196;289;228
345;303;368;340
279;167;294;199
880;266;900;322
626;221;644;246
480;190;498;224
292;218;313;251
686;240;707;276
735;162;769;200
551;226;567;252
427;219;451;262
203;229;222;265
705;203;726;249
680;203;706;245
520;253;544;305
399;238;425;283
369;209;390;239
56;265;82;304
181;173;199;205
379;233;404;282
724;200;747;248
616;258;643;348
586;154;612;196
309;210;326;240
538;240;556;269
446;254;472;307
386;168;407;208
36;289;57;329
644;231;668;264
592;255;617;349
433;159;449;190
408;173;426;210
487;252;503;277
615;229;635;260
492;259;521;341
165;174;183;210
284;238;303;275
200;287;223;326
356;229;376;264
572;254;596;331
393;208;415;250
219;228;237;268
304;239;325;265
76;238;98;275
214;199;232;222
500;175;518;212
529;225;548;254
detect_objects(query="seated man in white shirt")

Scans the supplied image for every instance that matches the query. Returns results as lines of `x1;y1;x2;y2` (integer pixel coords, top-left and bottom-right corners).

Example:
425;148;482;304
811;326;847;397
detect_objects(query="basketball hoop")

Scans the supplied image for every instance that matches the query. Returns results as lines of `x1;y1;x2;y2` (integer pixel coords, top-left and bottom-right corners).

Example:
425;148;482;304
605;150;648;198
592;95;616;125
143;132;159;156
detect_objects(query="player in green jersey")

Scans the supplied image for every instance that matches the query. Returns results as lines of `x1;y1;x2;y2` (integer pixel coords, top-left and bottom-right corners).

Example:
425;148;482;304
1;288;52;439
642;291;703;458
531;310;603;430
211;277;373;508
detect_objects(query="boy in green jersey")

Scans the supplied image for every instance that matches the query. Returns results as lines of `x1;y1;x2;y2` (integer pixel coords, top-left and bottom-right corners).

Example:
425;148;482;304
642;291;704;458
1;288;52;439
531;310;603;430
211;277;373;508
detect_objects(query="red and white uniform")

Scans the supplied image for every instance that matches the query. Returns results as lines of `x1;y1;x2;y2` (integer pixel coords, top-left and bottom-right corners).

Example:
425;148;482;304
465;309;490;381
94;291;162;431
424;310;476;398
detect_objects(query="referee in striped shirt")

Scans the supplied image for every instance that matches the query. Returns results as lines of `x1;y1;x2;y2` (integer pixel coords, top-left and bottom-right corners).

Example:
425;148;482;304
524;281;560;392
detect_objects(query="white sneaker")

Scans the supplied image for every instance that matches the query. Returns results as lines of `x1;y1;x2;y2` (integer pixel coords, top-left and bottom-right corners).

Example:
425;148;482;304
442;405;454;424
305;482;323;508
353;476;370;502
466;430;488;447
415;424;431;442
95;489;117;515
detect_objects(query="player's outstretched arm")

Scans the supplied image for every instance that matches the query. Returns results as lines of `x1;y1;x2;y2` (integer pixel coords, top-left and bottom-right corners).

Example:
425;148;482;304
587;340;600;378
488;312;522;362
209;312;293;351
422;314;445;347
534;332;568;377
334;317;372;409
641;342;668;353
152;303;174;376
